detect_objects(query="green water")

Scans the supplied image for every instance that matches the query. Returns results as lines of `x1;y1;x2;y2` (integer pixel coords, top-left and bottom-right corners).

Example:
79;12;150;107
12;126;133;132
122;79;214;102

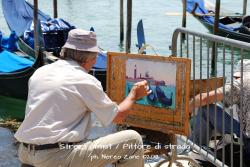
0;96;26;121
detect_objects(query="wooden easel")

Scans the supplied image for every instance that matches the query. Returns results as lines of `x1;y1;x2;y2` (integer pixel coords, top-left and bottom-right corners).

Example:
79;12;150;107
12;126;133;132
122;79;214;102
107;52;224;166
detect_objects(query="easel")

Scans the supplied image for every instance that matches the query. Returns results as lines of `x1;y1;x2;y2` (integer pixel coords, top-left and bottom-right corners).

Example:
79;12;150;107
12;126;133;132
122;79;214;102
151;77;224;167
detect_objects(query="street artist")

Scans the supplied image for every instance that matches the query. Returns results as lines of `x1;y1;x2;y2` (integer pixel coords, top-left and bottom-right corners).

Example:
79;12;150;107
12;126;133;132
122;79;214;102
15;29;151;167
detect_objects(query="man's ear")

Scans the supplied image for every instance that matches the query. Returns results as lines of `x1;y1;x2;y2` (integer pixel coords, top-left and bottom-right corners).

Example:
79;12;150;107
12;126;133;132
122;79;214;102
84;58;90;63
80;61;86;68
83;57;92;64
85;56;95;63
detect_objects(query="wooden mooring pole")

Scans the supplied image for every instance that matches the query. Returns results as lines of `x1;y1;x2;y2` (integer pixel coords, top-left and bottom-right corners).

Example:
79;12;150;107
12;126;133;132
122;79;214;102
126;0;132;53
120;0;124;42
182;0;187;40
243;0;248;15
211;0;221;76
34;0;39;58
53;0;58;18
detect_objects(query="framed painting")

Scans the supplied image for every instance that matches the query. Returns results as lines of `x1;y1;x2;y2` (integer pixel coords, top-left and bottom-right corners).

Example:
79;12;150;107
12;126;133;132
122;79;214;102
107;52;191;135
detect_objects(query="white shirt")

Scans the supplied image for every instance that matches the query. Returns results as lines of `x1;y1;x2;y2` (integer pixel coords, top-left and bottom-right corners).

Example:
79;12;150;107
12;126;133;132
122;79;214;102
15;60;119;144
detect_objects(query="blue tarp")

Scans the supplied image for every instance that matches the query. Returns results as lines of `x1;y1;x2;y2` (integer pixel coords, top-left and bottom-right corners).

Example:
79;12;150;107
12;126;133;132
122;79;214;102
0;31;33;73
0;31;18;52
94;51;107;69
186;0;240;31
2;0;107;70
0;50;33;73
2;0;75;50
23;18;75;49
2;0;50;36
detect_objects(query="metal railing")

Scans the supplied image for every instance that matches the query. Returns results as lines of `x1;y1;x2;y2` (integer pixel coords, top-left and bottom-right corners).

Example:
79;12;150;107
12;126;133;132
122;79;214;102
171;27;250;167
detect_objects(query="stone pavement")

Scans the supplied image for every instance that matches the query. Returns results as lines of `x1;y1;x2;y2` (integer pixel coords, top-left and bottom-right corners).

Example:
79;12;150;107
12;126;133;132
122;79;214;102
0;115;215;167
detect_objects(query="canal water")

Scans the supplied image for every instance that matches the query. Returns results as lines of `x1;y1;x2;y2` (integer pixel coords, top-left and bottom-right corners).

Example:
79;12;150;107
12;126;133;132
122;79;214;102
1;0;249;78
0;0;249;56
0;0;249;166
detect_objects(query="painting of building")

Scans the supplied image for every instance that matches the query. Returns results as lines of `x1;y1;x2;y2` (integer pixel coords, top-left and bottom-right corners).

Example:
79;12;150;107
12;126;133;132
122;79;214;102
126;59;176;109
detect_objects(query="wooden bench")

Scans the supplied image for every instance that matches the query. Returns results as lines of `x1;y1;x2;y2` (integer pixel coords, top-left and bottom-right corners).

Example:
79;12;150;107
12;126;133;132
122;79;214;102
190;77;224;98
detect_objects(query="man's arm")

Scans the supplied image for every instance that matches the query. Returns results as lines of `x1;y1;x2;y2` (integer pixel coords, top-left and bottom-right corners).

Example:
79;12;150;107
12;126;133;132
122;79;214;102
189;88;224;112
113;80;151;123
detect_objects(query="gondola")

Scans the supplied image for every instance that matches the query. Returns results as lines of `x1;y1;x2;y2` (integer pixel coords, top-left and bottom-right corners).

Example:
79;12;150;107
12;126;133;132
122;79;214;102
0;44;42;100
186;0;250;43
2;0;107;89
0;30;44;120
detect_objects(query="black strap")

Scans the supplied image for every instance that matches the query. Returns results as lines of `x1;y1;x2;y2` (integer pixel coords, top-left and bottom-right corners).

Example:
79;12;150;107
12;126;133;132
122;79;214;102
22;142;76;150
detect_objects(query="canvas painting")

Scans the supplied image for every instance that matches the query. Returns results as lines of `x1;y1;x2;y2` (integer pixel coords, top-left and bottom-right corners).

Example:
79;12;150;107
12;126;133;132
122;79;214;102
126;59;176;109
108;52;191;135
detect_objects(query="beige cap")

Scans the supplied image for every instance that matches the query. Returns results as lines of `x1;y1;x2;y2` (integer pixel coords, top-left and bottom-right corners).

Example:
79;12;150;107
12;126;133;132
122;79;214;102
62;29;99;53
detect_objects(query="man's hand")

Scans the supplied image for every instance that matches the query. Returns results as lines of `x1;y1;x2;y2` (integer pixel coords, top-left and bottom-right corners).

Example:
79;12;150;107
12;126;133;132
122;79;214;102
114;80;152;123
128;80;152;101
